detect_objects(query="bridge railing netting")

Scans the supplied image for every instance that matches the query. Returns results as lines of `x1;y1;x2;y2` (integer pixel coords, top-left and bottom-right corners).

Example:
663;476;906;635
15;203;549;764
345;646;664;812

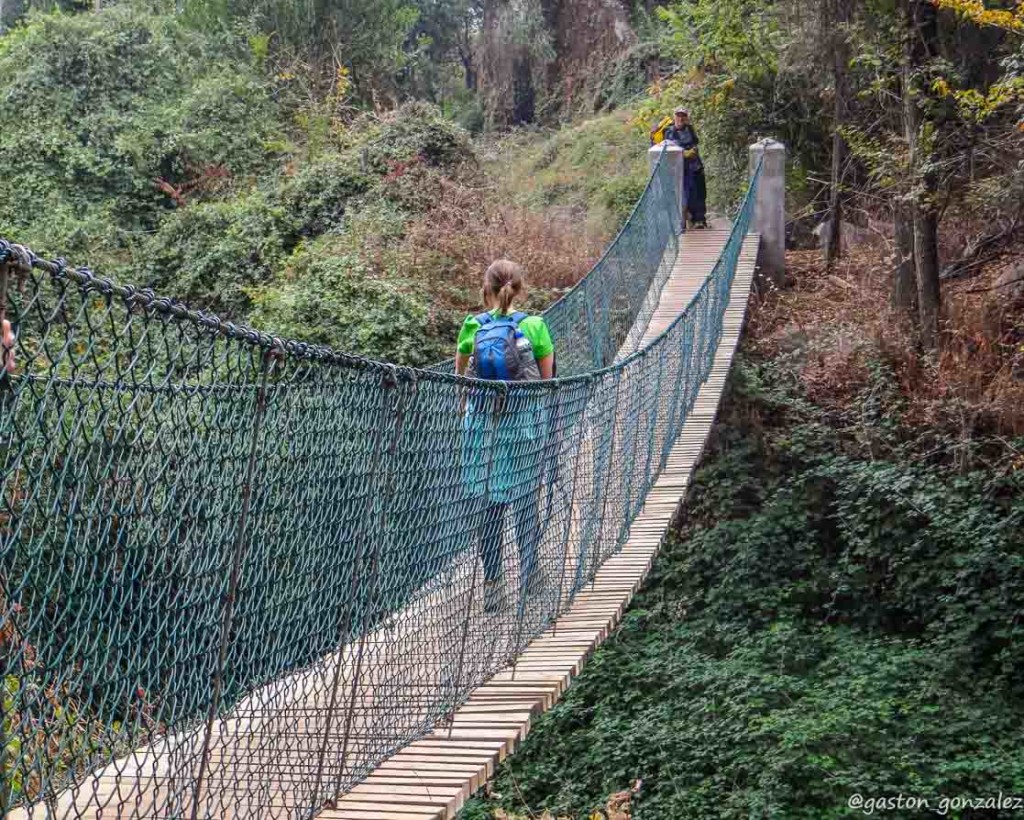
0;149;760;819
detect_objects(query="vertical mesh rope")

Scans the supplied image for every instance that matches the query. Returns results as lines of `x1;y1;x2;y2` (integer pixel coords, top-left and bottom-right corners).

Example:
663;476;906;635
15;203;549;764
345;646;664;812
0;152;762;820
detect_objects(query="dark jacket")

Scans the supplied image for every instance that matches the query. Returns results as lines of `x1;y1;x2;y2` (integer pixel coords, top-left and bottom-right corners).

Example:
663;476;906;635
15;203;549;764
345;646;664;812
665;124;699;151
666;124;704;176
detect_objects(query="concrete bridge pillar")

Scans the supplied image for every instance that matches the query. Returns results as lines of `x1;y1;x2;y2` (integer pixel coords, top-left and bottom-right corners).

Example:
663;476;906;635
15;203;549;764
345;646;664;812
749;138;786;280
648;143;686;233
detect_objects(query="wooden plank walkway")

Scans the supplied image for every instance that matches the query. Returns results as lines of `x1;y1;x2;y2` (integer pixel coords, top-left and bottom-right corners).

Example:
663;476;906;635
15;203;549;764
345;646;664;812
318;227;761;820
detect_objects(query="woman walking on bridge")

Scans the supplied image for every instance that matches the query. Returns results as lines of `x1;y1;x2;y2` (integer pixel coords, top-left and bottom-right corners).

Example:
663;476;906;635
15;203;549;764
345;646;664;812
455;260;555;614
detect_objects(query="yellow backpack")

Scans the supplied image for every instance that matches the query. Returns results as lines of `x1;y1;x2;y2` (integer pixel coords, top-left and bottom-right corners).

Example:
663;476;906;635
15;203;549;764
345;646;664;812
649;116;673;145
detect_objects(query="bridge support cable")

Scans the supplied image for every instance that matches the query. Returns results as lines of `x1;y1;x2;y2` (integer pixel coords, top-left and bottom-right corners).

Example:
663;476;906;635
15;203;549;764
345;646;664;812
0;150;762;820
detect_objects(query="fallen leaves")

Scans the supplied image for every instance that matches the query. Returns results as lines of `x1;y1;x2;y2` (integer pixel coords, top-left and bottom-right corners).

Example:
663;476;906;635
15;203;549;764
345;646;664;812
493;779;642;820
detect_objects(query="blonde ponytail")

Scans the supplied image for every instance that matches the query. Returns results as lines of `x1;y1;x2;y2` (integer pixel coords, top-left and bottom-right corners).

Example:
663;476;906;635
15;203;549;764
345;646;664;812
482;260;525;313
497;282;516;313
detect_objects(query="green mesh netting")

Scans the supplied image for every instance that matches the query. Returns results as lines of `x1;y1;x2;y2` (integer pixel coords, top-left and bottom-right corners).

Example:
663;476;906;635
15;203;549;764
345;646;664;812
0;148;761;819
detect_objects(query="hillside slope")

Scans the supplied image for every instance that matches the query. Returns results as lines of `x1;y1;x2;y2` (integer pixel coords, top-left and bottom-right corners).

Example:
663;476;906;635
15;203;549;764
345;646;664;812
0;5;651;368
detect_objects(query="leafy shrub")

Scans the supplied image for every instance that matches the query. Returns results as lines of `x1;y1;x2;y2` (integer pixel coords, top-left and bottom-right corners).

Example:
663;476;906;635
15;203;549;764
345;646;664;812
447;93;486;136
132;69;285;180
364;101;473;173
246;240;453;366
139;191;293;315
277;154;371;237
0;6;281;258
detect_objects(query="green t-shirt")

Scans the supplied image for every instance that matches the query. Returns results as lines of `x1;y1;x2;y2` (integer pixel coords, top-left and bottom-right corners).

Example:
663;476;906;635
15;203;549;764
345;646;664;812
457;310;554;359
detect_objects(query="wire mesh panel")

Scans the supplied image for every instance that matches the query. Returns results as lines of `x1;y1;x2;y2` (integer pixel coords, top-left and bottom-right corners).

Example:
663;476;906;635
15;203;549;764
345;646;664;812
0;153;761;820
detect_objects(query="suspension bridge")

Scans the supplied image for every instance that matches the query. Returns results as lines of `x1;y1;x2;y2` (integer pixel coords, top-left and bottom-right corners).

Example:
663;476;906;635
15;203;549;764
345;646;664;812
0;140;783;820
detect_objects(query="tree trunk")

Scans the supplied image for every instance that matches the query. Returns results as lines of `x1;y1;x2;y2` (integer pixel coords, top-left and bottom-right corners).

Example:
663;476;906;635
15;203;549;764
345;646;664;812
459;18;477;91
511;55;535;124
460;51;477;91
893;201;918;313
901;0;941;349
826;128;844;268
914;206;941;340
825;0;852;270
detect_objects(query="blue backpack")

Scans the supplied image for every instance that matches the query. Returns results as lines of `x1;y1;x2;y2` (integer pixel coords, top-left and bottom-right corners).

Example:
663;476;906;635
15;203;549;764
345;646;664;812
470;312;541;382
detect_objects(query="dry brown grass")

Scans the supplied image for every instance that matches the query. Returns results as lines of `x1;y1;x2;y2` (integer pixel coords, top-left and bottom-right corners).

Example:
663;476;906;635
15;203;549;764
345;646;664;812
749;246;891;409
398;162;607;318
748;237;1024;438
489;781;639;820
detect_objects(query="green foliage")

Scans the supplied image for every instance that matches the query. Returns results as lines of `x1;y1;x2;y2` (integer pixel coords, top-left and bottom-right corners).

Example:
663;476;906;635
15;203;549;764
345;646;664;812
599;176;648;224
0;0;474;357
139;190;293;315
0;5;281;258
277;155;372;238
402;0;481;102
443;88;487;136
639;0;831;210
657;0;783;84
182;0;420;94
366;99;474;171
484;112;650;237
461;355;1024;818
134;102;471;356
247;238;453;365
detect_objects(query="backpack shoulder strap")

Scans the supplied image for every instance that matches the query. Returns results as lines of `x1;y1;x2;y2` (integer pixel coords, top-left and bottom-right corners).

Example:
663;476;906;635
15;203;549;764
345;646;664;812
474;311;494;327
510;311;529;325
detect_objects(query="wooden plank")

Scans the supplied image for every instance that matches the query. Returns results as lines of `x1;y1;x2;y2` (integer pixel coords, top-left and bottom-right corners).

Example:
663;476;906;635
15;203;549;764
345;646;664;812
320;801;443;817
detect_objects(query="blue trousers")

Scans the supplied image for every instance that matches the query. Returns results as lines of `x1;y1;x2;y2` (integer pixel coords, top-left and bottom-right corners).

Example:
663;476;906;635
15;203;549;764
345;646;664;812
477;490;540;591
